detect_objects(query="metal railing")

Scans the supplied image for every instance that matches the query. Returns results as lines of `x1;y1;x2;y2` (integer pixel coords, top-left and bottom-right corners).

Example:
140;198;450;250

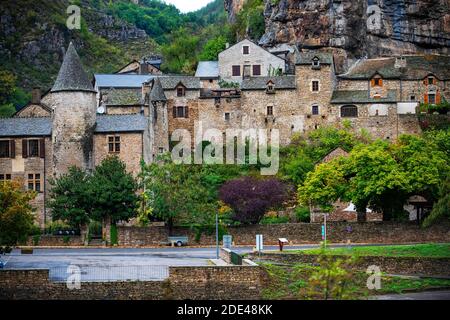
48;265;169;283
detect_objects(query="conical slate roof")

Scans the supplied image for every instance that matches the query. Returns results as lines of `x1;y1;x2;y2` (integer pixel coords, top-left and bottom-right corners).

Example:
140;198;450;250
149;78;167;102
51;42;95;93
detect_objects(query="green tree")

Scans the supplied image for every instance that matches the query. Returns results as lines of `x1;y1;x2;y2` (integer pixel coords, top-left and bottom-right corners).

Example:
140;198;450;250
198;35;227;61
161;27;200;74
89;156;139;224
48;167;92;229
0;180;37;245
142;154;217;232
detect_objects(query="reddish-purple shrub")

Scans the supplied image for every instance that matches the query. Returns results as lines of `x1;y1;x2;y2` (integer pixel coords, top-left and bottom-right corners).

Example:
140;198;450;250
219;177;289;224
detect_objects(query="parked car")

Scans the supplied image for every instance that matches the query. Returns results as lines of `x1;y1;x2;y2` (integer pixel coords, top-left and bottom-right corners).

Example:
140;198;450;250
161;236;189;247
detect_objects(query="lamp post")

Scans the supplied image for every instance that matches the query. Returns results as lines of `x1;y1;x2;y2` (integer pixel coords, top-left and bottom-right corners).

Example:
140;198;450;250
215;211;219;259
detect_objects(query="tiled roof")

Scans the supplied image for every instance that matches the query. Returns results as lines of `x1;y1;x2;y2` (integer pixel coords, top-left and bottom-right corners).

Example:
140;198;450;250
195;61;219;78
241;76;296;90
158;76;201;89
0;117;51;137
95;114;148;133
150;78;167;102
51;42;95;93
339;55;450;80
95;74;155;88
331;90;398;104
296;51;333;65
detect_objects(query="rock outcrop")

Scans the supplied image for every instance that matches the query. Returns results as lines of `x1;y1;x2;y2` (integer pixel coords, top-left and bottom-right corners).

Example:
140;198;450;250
232;0;450;58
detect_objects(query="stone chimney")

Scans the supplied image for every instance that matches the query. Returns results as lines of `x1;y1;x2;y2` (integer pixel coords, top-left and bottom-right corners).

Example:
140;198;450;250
139;61;149;75
395;56;407;69
31;87;41;104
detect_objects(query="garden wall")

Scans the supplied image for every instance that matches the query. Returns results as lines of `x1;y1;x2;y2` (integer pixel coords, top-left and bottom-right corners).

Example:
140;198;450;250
249;253;450;277
0;266;263;300
117;221;450;247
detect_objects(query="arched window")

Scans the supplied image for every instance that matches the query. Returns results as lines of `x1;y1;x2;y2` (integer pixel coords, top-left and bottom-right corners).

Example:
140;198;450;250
341;105;358;118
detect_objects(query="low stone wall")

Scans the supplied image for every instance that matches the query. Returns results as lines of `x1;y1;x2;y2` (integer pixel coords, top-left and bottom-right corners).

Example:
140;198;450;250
27;235;84;247
118;221;450;247
250;253;450;277
0;266;263;300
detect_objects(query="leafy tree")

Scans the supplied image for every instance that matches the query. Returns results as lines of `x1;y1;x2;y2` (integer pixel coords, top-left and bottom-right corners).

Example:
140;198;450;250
233;0;266;41
48;167;92;229
0;180;37;245
89;156;139;224
161;27;200;74
142;155;218;231
219;176;289;224
423;177;450;227
198;35;227;61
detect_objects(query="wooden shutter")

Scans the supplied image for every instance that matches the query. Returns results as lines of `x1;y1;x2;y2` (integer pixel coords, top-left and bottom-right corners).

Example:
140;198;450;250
184;106;189;118
173;106;177;118
424;93;428;104
22;139;28;158
10;140;15;158
379;79;383;86
371;79;375;87
39;138;45;158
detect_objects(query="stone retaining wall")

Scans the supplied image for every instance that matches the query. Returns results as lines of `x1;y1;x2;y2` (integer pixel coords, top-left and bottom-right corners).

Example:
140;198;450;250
118;221;450;247
250;253;450;277
0;266;263;300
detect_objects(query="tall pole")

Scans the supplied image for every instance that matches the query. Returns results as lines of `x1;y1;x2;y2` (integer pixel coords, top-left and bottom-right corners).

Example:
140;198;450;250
216;211;219;259
324;213;327;247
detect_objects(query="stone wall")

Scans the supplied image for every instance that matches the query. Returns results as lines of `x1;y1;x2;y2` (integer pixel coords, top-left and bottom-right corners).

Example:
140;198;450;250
27;235;83;247
250;253;450;277
117;222;450;247
0;266;263;300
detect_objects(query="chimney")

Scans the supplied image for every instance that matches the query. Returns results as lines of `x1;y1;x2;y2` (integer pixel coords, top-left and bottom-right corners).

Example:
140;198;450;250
139;62;149;75
31;87;41;104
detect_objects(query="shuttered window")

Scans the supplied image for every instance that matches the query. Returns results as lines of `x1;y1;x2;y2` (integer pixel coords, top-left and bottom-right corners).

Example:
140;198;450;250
0;141;10;158
22;139;44;158
341;105;358;118
173;106;189;118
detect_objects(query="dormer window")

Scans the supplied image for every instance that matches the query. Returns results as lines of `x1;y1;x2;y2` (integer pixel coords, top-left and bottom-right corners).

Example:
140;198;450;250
176;84;186;97
266;81;275;93
371;75;383;87
428;77;434;85
312;57;320;68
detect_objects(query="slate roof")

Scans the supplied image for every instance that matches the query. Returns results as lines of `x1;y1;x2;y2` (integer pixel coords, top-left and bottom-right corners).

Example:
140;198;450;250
296;51;333;65
105;88;142;106
241;76;297;90
149;78;167;102
195;61;219;79
158;76;201;90
95;114;148;133
330;90;398;104
339;55;450;80
51;42;95;93
95;74;155;88
0;117;51;137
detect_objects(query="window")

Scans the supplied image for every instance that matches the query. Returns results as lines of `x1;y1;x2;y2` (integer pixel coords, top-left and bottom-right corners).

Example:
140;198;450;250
312;81;319;92
224;112;230;121
173;106;189;118
0;140;10;158
428;77;434;85
159;147;164;154
371;76;383;87
243;45;249;55
28;139;39;157
176;86;185;97
214;97;221;105
266;81;275;93
28;173;41;192
232;65;241;77
267;106;273;116
108;136;120;153
0;174;11;181
312;105;319;115
243;65;251;78
374;78;382;86
410;95;416;101
428;93;436;104
341;105;358;118
253;65;261;76
312;58;320;68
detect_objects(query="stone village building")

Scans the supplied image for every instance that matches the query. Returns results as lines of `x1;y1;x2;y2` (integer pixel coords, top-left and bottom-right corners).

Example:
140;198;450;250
0;40;449;227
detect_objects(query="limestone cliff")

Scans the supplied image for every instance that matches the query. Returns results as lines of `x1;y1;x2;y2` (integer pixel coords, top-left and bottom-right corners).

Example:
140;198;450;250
229;0;450;58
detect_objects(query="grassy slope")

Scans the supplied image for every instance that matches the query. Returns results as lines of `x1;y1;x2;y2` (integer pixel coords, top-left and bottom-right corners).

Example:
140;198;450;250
285;243;450;258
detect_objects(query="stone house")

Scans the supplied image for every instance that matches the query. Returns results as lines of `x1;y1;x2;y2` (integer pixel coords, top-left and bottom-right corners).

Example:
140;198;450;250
1;40;449;226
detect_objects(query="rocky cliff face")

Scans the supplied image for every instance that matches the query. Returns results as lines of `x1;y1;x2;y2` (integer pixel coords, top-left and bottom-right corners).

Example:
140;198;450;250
224;0;246;23
232;0;450;58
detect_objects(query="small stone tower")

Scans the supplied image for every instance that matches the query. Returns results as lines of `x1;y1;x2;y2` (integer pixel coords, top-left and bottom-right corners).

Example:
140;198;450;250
149;78;169;159
50;42;97;175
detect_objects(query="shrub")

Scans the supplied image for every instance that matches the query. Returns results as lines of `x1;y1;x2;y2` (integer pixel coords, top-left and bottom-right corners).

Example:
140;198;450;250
110;224;118;246
32;234;41;246
219;177;289;224
63;235;70;244
295;206;311;223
